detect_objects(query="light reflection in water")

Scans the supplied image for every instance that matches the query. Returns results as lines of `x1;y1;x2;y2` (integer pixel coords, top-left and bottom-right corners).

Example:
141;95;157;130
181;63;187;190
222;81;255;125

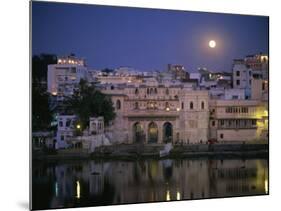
32;159;268;210
264;179;268;194
176;191;181;200
76;181;81;199
166;190;170;201
55;182;58;197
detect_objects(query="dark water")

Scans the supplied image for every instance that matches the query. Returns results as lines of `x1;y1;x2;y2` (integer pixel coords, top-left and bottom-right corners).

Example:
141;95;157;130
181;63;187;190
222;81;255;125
32;159;268;210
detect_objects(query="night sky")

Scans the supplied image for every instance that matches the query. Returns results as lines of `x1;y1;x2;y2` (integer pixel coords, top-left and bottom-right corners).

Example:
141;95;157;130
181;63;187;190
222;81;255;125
32;1;268;72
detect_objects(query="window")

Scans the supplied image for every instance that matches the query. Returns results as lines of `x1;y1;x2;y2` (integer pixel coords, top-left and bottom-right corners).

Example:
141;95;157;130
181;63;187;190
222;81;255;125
252;119;257;126
249;79;251;85
59;121;63;127
262;82;266;90
116;100;121;110
134;102;139;110
135;88;139;95
201;101;205;109
71;67;76;73
61;135;64;141
181;102;184;109
228;120;232;127
166;88;169;95
241;107;248;113
220;134;224;139
236;80;240;86
190;102;194;110
212;121;215;126
165;102;169;109
66;119;71;127
236;71;240;76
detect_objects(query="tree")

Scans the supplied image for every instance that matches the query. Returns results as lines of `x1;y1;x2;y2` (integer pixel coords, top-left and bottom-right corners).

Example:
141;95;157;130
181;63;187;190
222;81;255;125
32;54;56;131
64;79;116;131
32;54;57;82
32;82;53;131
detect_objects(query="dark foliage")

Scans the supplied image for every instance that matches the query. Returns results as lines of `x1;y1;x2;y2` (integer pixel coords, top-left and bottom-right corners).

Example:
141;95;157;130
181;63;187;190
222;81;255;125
64;79;116;131
32;54;57;82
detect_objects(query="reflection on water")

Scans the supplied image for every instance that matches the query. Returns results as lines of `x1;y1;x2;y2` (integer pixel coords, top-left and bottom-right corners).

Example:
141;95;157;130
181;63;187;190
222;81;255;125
32;159;268;210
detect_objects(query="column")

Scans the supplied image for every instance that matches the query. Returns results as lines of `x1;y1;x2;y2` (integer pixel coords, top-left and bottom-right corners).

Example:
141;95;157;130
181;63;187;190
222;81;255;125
158;121;163;144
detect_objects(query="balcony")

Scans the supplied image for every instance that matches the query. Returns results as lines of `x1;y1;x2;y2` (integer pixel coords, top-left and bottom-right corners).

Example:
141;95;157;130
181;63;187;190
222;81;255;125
124;109;180;118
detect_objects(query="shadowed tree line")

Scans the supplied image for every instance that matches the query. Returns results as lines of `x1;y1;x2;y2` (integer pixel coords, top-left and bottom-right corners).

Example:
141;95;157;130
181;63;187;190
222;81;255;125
32;54;57;131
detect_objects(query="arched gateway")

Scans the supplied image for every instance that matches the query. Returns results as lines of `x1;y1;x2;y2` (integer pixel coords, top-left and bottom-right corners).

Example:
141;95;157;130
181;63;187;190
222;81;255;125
148;122;158;143
163;122;173;143
133;122;144;143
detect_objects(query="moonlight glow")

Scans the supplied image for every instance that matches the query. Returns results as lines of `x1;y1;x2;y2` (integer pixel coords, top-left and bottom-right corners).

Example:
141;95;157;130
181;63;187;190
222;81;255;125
209;40;216;48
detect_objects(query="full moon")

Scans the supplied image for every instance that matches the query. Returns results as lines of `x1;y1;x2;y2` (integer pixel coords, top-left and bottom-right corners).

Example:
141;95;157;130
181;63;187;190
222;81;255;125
209;40;216;48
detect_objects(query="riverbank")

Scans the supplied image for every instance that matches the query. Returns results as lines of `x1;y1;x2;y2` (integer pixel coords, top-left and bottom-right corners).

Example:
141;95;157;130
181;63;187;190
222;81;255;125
32;143;268;161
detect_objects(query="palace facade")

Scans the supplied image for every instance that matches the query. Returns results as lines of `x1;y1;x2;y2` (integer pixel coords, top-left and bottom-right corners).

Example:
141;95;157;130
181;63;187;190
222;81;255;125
102;81;209;144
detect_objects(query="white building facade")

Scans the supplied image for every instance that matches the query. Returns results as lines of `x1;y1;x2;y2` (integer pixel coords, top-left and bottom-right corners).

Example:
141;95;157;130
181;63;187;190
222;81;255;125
47;56;88;100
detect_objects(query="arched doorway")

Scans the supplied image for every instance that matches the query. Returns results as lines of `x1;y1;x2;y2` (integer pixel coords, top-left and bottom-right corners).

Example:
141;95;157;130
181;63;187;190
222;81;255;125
133;122;144;143
163;122;173;143
148;122;158;143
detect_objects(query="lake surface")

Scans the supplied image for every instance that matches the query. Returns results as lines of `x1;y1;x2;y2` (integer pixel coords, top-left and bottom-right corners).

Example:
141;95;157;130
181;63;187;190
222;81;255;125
32;158;268;210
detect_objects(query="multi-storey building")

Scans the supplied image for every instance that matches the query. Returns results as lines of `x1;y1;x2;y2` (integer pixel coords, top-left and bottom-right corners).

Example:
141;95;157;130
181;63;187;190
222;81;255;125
167;64;189;80
209;100;268;142
47;55;88;100
232;59;252;99
232;53;269;99
56;115;77;149
245;53;268;80
102;81;209;144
